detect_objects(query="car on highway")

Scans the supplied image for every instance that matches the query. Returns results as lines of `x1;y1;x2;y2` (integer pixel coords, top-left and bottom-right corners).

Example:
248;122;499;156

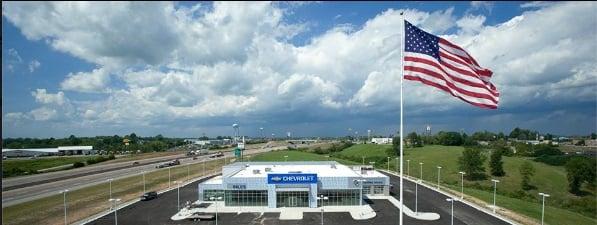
209;151;224;158
132;161;140;165
140;191;158;201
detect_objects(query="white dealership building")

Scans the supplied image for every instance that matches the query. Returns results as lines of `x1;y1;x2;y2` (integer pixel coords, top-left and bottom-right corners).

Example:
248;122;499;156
198;161;390;208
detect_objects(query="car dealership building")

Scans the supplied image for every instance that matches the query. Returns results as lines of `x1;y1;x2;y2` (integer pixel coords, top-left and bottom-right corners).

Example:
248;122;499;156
198;161;390;208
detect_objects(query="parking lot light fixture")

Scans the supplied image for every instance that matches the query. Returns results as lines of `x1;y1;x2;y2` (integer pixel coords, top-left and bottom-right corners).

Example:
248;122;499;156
362;156;364;165
406;160;410;176
387;157;390;171
109;198;121;225
108;178;113;199
168;168;171;188
458;172;466;199
436;166;442;190
539;193;550;225
491;179;500;213
174;181;181;211
284;155;288;162
142;171;146;193
209;197;223;225
317;195;329;225
415;180;421;215
419;162;424;180
59;189;69;225
446;198;455;225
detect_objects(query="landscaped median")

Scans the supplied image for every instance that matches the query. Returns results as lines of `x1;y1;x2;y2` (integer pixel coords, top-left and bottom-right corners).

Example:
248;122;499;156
1;156;231;225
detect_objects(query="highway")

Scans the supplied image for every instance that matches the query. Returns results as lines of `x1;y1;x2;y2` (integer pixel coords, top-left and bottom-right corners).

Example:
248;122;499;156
88;168;512;225
1;142;294;207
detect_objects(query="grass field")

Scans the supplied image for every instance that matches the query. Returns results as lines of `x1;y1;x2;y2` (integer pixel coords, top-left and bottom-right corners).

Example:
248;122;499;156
332;144;391;159
2;156;97;178
2;157;230;225
250;150;358;165
250;145;596;225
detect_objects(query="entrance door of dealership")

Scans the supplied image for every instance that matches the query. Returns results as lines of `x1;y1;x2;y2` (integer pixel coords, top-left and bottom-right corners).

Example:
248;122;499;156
276;191;309;207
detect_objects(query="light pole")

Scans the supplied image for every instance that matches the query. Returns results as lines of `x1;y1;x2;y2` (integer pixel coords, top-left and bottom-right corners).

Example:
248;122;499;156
142;171;146;193
203;159;206;176
60;189;69;225
174;181;181;211
284;155;288;162
446;198;455;225
458;172;466;199
168;167;171;188
108;178;113;199
436;166;442;190
415;180;421;215
187;164;190;181
387;157;390;171
419;162;424;180
317;195;329;225
406;160;410;176
209;197;223;225
539;193;550;225
109;198;121;225
491;179;500;213
362;156;365;165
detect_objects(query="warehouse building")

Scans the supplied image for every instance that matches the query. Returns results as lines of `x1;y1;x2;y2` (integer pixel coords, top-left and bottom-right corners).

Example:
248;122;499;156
2;146;96;157
198;161;389;208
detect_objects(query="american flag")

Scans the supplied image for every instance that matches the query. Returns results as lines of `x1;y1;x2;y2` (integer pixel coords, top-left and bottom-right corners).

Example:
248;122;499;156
403;20;499;109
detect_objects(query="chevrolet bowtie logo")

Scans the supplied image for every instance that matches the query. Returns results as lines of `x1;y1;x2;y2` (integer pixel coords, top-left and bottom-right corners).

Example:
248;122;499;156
271;176;282;181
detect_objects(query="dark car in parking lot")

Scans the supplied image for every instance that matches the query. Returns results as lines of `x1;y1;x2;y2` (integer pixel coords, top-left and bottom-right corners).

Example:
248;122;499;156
140;191;158;201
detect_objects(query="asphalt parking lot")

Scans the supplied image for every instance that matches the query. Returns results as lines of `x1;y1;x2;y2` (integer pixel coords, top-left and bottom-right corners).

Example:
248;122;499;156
89;171;511;225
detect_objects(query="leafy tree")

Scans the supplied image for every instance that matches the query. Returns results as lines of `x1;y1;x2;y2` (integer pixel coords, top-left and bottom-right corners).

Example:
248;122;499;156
391;134;401;155
519;161;535;190
406;132;422;147
437;131;463;146
533;144;562;157
592;133;596;139
458;147;486;180
575;140;586;146
490;150;505;176
565;157;596;194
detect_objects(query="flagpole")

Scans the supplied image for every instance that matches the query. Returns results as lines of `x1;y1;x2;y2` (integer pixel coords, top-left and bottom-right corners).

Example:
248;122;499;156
399;12;405;225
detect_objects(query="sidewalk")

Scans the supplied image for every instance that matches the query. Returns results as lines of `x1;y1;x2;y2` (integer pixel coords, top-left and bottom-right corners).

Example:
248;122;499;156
171;200;377;221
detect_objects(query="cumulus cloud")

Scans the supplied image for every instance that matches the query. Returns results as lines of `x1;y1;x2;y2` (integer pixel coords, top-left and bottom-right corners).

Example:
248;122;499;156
60;67;111;93
31;89;66;105
2;2;596;136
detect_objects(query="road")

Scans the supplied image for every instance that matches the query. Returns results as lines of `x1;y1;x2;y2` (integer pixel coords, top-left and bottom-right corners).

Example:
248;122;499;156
88;169;511;225
1;142;296;207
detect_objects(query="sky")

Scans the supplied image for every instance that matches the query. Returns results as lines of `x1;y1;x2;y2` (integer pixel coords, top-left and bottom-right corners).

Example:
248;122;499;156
2;1;596;138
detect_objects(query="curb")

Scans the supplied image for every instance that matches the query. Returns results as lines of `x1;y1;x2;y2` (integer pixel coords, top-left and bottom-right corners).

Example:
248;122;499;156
380;169;519;225
74;172;220;225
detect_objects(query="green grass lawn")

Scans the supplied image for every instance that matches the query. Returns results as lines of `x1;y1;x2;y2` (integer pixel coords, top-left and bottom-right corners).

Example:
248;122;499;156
250;145;596;225
332;144;392;159
250;150;358;165
2;156;97;178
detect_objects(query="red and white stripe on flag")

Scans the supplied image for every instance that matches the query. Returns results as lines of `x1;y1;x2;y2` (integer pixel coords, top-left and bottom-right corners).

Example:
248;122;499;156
403;20;499;109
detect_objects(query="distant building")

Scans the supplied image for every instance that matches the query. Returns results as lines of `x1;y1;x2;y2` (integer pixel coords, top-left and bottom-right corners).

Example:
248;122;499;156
371;138;392;144
2;146;96;157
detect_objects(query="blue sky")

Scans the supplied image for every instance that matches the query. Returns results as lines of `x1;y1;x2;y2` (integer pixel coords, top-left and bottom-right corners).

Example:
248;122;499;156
2;2;596;138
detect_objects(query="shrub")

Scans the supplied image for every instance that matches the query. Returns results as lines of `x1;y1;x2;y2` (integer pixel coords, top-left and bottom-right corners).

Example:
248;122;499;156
108;154;116;160
519;161;535;190
73;162;85;168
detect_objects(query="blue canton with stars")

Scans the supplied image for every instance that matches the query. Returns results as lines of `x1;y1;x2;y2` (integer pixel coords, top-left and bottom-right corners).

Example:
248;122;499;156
405;21;440;60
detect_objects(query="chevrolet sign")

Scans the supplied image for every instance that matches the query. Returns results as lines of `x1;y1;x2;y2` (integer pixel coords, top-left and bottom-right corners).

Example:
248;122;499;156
267;173;318;184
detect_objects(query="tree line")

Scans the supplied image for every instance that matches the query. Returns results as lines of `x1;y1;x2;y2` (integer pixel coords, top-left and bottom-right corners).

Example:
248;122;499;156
2;133;186;153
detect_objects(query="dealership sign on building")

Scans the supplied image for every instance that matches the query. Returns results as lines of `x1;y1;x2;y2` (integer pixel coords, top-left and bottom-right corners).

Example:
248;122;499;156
267;173;318;184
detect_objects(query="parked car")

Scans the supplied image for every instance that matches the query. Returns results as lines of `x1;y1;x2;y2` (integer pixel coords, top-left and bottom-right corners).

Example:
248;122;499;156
140;191;158;201
209;152;224;158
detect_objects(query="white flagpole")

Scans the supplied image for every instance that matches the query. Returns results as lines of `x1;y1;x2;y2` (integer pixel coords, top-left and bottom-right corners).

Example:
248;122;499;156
399;12;405;225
